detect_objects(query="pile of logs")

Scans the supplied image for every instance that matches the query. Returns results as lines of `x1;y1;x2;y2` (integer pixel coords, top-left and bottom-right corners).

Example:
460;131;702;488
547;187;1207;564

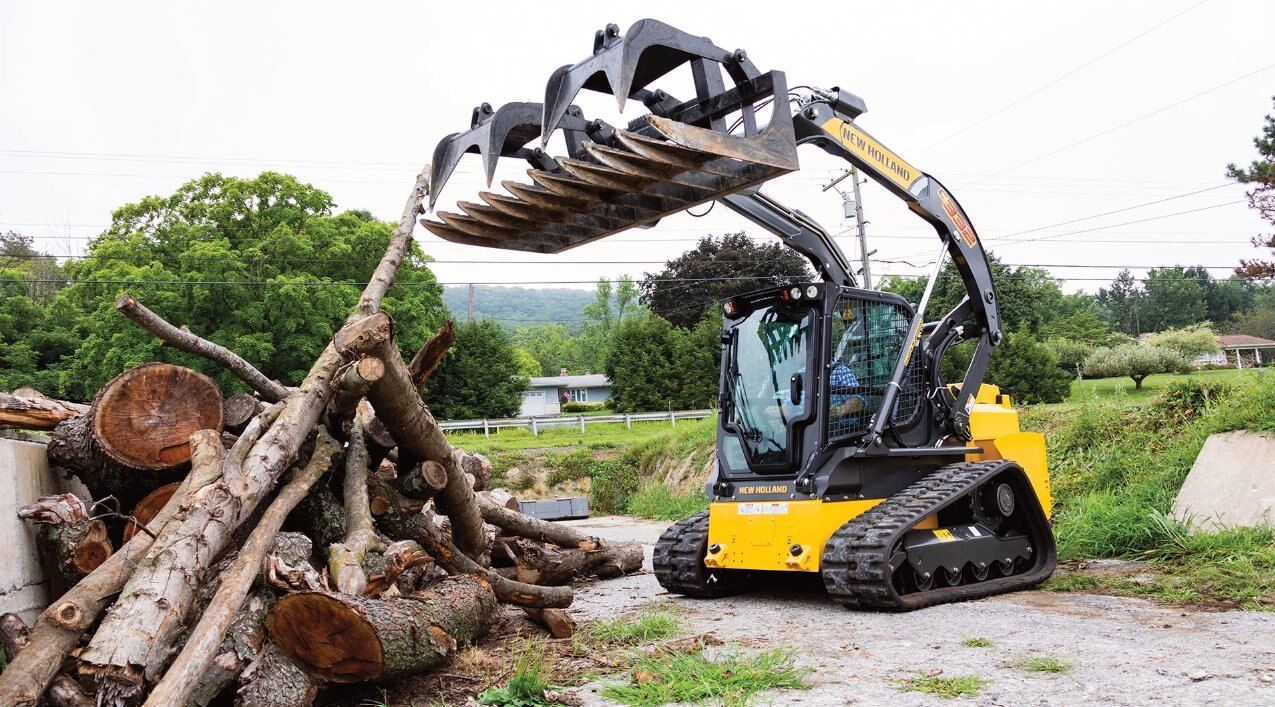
0;169;642;707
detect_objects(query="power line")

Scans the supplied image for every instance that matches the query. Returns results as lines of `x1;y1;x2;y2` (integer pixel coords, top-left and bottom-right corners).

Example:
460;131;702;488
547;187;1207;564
993;199;1248;246
914;0;1211;155
981;184;1234;241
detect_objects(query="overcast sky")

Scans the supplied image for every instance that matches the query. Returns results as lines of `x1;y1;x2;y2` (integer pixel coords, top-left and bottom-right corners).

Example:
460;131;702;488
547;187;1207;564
3;1;1273;299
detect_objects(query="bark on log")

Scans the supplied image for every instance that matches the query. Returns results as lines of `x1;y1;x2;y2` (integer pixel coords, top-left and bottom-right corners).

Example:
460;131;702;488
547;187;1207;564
0;390;85;431
76;431;231;703
0;431;224;707
18;494;113;591
290;483;346;556
480;489;520;511
407;320;455;390
223;394;264;434
46;413;178;514
266;575;497;683
1;612;29;660
142;433;340;707
397;459;448;499
236;642;318;707
461;452;492;492
48;675;94;707
523;608;575;639
92;362;225;470
115;294;292;403
327;414;385;597
479;498;643;578
122;483;180;543
326;357;385;436
365;334;487;559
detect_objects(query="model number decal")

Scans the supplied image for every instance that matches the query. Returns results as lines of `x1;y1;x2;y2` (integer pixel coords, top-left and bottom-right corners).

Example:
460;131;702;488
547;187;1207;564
738;502;789;515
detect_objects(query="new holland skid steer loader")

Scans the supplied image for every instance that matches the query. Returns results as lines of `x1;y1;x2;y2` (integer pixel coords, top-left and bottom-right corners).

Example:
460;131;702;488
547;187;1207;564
424;19;1056;610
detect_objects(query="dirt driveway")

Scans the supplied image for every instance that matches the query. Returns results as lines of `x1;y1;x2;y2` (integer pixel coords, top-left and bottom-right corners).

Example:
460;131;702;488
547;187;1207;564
560;516;1275;706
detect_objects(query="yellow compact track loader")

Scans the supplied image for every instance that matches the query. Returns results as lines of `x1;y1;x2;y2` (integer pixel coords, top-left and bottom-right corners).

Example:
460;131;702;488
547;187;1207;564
424;19;1056;610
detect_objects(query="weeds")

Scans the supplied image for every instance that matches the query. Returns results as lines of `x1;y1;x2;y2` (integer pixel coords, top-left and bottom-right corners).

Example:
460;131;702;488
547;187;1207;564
961;636;993;648
1017;655;1074;673
600;647;804;706
476;638;562;707
1042;574;1099;592
626;482;709;520
585;606;682;646
896;674;986;699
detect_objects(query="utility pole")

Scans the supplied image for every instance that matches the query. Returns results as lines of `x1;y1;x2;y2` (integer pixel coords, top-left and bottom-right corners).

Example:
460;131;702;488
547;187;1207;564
849;167;871;290
467;283;474;323
823;168;873;289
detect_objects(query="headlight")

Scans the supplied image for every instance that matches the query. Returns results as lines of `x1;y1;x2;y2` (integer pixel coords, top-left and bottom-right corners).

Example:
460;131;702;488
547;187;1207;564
789;287;802;299
805;285;818;298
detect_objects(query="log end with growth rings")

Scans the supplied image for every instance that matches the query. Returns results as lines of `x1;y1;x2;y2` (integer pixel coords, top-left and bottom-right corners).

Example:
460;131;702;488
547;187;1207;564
266;592;386;682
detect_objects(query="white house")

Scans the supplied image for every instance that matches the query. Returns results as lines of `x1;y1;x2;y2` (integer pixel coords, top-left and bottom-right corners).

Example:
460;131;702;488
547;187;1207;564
519;373;612;417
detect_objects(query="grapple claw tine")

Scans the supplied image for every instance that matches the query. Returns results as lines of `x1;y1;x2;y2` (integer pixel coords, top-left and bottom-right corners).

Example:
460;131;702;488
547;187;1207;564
427;102;544;209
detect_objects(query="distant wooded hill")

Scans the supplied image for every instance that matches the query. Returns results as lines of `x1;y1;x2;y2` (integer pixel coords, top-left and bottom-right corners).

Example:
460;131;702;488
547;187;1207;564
441;285;594;327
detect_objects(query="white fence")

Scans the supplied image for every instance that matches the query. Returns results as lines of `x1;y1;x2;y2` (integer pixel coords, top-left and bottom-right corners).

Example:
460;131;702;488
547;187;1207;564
439;409;715;436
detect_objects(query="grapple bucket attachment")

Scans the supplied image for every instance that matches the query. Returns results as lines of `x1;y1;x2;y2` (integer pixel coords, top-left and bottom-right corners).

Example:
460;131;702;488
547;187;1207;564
422;19;800;254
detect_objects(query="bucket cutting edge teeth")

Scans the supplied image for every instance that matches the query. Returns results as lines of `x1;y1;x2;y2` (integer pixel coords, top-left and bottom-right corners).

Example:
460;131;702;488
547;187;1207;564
527;169;615;201
557;157;653;191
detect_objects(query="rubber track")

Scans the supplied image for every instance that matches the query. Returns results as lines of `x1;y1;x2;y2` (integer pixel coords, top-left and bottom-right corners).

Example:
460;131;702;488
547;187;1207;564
821;460;1055;611
653;510;749;598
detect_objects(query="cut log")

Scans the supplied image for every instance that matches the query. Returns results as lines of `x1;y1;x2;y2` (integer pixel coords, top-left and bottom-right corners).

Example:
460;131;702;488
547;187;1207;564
223;394;263;434
236;642;318;707
91;361;225;470
365;334;487;559
1;612;29;660
327;413;385;597
47;675;94;707
266;575;497;683
397;459;448;499
523;608;575;639
142;432;341;707
407;320;455;390
18;494;113;592
384;509;573;608
326;357;385;437
115;294;292;403
461;452;492;492
479;498;643;578
0;390;85;431
480;489;520;511
263;533;324;594
46;413;177;514
0;430;224;707
122;483;180;543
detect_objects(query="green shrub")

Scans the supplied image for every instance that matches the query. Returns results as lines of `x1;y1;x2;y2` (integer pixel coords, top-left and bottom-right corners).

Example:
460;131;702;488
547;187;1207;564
562;401;606;413
589;459;641;515
627;482;709;520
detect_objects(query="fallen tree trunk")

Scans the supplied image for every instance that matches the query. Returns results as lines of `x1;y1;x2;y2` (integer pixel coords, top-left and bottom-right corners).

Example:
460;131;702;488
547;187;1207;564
141;432;340;707
266;575;497;683
479;498;643;578
326;413;385;596
115;294;292;403
365;334;487;559
0;390;86;431
0;430;224;707
18;494;113;591
223;394;263;434
523;608;575;639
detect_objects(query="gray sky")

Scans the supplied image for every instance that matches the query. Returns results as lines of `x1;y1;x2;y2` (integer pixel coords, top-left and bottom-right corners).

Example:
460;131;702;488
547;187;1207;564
3;0;1273;297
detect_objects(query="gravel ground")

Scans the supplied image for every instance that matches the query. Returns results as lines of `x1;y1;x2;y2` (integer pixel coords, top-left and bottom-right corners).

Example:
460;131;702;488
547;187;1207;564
559;516;1275;706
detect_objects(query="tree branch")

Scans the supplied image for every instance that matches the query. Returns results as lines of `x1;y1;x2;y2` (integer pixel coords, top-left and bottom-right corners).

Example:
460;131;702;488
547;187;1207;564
407;320;455;390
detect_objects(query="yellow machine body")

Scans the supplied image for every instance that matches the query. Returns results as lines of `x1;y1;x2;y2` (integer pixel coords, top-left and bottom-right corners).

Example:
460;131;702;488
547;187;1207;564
704;384;1049;573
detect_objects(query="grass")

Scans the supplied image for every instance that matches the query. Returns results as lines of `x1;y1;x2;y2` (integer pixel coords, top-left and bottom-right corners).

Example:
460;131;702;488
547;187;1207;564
1066;367;1255;403
448;419;708;454
626;481;710;520
600;647;805;707
1017;655;1074;673
1042;574;1100;592
586;606;682;646
961;636;993;648
896;675;987;699
1025;373;1275;608
476;638;562;707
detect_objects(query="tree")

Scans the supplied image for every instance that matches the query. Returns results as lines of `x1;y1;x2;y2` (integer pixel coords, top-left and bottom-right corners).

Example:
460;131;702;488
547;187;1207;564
24;173;446;400
640;232;811;328
1096;269;1144;335
423;319;528;419
1227;96;1275;278
987;333;1072;404
1083;344;1190;389
672;310;723;409
513;323;582;377
1140;266;1208;331
578;275;642;373
1150;323;1219;360
605;314;678;412
1226;307;1275;341
1044;337;1093;377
